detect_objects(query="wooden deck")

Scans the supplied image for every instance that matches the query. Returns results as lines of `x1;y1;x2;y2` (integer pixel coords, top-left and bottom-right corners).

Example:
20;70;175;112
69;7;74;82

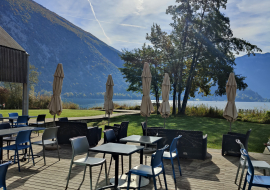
4;133;270;190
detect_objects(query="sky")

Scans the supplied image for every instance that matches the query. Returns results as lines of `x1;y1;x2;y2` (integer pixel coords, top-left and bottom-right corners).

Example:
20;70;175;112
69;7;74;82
33;0;270;55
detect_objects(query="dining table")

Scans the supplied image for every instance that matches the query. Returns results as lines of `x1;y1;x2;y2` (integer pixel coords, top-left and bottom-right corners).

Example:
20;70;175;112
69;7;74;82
0;126;45;162
89;143;145;190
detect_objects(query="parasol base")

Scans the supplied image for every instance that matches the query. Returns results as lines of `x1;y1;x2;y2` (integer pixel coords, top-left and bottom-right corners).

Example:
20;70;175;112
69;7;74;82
110;174;149;188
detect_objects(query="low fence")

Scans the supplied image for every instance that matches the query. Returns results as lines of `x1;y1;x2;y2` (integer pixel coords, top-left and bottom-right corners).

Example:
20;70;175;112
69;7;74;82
238;109;267;114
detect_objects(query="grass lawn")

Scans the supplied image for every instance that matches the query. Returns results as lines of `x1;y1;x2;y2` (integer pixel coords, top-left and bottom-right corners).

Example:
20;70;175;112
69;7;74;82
0;109;105;119
87;114;270;153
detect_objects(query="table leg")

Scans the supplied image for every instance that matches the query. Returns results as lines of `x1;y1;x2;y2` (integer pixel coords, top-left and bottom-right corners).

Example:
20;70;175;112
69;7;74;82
0;136;3;163
140;149;143;164
113;154;119;188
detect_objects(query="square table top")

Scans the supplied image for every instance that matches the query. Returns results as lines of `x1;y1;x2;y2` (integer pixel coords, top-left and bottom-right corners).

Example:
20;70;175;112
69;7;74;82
89;143;144;156
0;127;45;136
120;135;163;145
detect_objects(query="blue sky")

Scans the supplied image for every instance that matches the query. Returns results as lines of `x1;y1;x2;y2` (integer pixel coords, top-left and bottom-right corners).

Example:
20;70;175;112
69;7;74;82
33;0;270;55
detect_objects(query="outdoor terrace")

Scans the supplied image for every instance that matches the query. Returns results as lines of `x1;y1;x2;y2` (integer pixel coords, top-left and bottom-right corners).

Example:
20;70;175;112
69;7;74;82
4;133;270;190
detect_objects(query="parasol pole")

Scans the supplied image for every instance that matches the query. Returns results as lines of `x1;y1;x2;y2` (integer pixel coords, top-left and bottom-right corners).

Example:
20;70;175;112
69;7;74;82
164;118;165;128
230;121;232;132
145;116;147;136
54;115;56;127
108;113;110;126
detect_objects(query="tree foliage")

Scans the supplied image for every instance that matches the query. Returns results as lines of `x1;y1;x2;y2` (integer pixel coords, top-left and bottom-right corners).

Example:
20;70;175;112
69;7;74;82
119;0;262;115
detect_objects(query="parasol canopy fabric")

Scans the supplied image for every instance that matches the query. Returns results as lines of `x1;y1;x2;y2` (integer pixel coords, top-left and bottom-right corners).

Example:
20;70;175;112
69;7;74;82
223;73;238;122
140;63;154;117
158;73;170;118
104;74;114;115
48;63;64;116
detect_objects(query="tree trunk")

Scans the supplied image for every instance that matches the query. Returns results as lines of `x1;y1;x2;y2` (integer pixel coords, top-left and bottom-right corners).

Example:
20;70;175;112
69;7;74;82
177;91;181;114
181;44;203;114
156;92;159;114
172;82;177;115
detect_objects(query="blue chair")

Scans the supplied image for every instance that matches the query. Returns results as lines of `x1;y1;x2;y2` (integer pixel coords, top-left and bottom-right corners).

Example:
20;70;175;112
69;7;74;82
15;116;28;127
0;161;11;190
2;130;35;172
8;113;18;127
163;135;182;183
127;144;169;190
241;149;270;190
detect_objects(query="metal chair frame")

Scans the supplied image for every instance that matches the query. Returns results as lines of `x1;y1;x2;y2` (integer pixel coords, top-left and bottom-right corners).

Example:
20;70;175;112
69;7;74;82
66;136;108;190
32;126;60;165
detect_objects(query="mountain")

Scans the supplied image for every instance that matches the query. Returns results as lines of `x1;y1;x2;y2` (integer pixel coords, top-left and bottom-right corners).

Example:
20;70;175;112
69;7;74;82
0;0;130;98
0;0;269;101
234;53;270;99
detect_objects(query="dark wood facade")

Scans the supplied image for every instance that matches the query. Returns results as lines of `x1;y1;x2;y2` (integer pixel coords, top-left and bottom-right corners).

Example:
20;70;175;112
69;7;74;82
0;26;29;115
0;46;28;83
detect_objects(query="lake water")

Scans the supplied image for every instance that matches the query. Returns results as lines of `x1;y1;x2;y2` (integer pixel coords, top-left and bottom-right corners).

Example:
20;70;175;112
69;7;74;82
63;98;270;111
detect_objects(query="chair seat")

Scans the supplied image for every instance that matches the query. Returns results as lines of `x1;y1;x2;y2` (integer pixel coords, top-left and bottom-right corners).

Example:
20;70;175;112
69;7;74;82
32;140;56;145
241;160;270;169
247;175;270;186
2;144;30;151
16;124;28;128
153;151;177;159
3;136;16;141
74;157;106;166
130;164;163;176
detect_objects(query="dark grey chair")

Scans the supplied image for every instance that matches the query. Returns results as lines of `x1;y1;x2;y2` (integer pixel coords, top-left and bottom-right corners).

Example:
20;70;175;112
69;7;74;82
32;126;60;165
0;123;16;160
31;114;46;136
66;136;107;190
0;114;3;123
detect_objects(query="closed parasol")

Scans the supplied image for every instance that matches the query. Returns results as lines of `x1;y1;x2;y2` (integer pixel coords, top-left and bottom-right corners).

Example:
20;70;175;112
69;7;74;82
104;74;114;125
48;63;64;124
158;73;170;128
140;63;154;136
223;72;238;131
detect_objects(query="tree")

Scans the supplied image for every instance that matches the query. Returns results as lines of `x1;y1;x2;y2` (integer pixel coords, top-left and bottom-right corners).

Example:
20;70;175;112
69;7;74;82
166;0;262;114
3;64;40;109
119;45;164;112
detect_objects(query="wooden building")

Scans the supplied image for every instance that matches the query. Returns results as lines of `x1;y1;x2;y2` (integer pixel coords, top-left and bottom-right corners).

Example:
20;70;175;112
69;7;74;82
0;26;29;115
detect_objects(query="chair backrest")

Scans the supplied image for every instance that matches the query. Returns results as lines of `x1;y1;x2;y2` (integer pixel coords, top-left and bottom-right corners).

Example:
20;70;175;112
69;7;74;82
8;113;18;117
37;114;46;123
0;123;10;130
59;117;68;122
151;144;169;168
0;114;3;122
104;129;117;143
16;130;32;144
241;149;254;182
236;139;246;159
70;136;89;157
17;116;28;124
0;161;11;188
43;127;59;140
119;121;129;139
170;135;182;154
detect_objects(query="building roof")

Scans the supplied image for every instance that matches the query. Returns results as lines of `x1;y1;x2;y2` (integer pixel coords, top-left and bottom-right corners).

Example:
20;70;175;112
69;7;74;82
0;26;25;52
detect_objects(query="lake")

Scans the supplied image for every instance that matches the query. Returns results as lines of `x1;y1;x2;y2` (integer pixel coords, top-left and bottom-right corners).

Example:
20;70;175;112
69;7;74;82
63;98;270;111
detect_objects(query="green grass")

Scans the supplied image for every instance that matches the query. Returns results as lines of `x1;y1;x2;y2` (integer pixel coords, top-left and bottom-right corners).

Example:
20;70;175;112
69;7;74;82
0;109;105;119
87;114;270;153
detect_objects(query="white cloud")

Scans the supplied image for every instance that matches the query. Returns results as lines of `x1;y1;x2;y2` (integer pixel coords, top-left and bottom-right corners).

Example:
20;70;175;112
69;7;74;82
33;0;270;53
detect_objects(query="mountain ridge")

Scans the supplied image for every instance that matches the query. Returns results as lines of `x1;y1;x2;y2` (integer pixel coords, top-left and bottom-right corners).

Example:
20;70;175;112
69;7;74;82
0;0;269;102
